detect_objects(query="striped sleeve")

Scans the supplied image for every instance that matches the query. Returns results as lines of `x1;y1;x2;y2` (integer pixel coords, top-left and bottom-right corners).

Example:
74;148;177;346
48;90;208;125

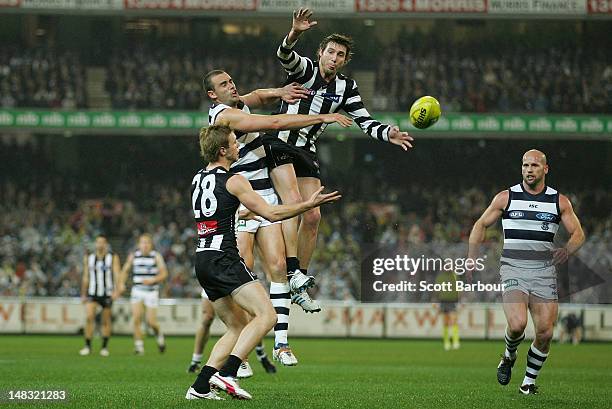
277;36;315;83
342;79;390;142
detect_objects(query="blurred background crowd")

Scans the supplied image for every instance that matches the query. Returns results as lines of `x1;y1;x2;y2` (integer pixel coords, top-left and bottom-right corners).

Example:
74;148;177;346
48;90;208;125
1;135;609;303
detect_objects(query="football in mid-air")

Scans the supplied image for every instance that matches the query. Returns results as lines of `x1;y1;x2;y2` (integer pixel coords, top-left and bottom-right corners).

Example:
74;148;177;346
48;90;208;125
409;96;441;129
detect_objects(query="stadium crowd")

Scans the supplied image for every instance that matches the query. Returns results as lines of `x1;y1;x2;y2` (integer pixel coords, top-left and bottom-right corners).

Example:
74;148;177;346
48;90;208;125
2;28;610;114
0;46;87;109
1;172;609;303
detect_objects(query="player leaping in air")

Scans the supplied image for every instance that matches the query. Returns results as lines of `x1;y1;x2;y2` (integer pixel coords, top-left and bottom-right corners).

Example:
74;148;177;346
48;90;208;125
203;70;351;365
263;8;414;310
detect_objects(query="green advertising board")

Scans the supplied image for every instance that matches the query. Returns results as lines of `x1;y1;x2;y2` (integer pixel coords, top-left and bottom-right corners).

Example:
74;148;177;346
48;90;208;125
0;109;610;137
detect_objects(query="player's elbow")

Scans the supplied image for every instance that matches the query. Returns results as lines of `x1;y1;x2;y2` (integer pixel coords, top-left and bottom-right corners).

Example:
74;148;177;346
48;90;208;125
268;118;283;131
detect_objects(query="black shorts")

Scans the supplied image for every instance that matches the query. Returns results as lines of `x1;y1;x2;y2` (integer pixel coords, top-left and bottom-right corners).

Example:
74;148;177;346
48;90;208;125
195;250;258;302
87;296;113;309
440;302;457;313
262;135;321;179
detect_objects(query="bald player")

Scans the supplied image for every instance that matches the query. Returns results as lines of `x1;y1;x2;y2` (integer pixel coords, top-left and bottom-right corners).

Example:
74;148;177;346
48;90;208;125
468;149;585;395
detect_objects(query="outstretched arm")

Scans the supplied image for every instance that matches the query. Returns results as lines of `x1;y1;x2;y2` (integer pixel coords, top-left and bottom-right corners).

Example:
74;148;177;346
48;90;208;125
215;108;352;133
240;83;310;108
342;80;414;151
277;8;317;81
226;174;340;222
552;194;585;265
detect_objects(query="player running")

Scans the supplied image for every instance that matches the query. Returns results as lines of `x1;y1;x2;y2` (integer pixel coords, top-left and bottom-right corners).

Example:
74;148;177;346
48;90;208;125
185;125;341;400
265;8;414;308
79;235;120;357
119;234;169;355
468;149;585;395
204;69;351;364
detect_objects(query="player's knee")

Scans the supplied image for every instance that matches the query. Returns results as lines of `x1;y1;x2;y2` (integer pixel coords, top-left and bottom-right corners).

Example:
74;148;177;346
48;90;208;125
86;314;95;324
282;189;302;205
201;310;214;328
507;317;527;335
269;256;286;278
302;207;321;229
261;304;277;330
536;327;554;345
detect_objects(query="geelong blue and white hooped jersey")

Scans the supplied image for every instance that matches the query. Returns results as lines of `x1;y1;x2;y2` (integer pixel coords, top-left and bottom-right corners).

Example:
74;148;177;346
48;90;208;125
87;252;114;297
191;166;240;257
208;102;275;196
501;184;561;269
273;36;391;153
132;250;160;291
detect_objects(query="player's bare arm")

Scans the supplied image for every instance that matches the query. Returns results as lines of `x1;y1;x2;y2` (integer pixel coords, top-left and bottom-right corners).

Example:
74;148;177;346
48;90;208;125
552;194;585;265
81;255;89;303
287;7;317;43
240;83;310;108
118;253;134;295
216;108;352;133
142;254;168;286
226;174;340;222
468;190;509;259
111;254;121;300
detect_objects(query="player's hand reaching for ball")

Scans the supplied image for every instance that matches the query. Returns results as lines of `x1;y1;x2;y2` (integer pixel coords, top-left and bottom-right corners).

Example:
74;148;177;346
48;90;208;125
280;82;310;104
289;8;317;41
307;186;342;208
388;125;414;151
323;113;352;127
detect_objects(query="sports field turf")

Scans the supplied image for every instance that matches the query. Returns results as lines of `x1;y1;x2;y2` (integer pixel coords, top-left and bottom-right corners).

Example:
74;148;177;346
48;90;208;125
0;336;610;408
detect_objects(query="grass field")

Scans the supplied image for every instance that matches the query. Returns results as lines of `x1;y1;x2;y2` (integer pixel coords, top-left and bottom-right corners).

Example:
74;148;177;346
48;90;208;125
0;335;611;408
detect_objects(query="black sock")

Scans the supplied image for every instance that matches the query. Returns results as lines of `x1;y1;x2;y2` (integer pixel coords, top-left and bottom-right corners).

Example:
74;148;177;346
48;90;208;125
85;338;91;348
219;354;243;378
300;268;308;276
102;337;109;349
286;257;300;274
192;365;217;394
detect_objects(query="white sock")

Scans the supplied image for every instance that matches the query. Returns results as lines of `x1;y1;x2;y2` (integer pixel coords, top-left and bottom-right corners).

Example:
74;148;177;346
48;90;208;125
191;353;203;364
135;340;144;351
523;343;549;386
270;282;290;346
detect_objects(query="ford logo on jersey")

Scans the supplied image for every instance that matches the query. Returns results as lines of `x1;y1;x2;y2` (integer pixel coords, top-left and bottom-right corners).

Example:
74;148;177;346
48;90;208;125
307;89;341;103
509;211;524;218
536;212;556;221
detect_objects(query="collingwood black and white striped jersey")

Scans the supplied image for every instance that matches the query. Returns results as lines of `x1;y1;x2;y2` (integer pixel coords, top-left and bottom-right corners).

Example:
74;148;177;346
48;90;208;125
191;166;240;256
87;252;114;297
501;184;561;269
208;102;275;196
273;36;391;153
132;250;160;291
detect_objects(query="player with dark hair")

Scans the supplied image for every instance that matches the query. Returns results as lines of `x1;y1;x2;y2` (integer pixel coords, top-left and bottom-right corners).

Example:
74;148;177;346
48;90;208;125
185;125;340;400
265;8;414;316
79;235;120;357
204;69;351;364
468;149;585;395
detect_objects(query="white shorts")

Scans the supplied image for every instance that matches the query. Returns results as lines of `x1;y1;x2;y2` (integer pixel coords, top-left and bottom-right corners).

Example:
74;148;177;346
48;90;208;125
236;193;280;233
201;289;209;299
130;287;159;308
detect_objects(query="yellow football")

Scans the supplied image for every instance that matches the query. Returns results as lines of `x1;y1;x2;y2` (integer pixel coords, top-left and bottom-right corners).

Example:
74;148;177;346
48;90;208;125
409;96;441;129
